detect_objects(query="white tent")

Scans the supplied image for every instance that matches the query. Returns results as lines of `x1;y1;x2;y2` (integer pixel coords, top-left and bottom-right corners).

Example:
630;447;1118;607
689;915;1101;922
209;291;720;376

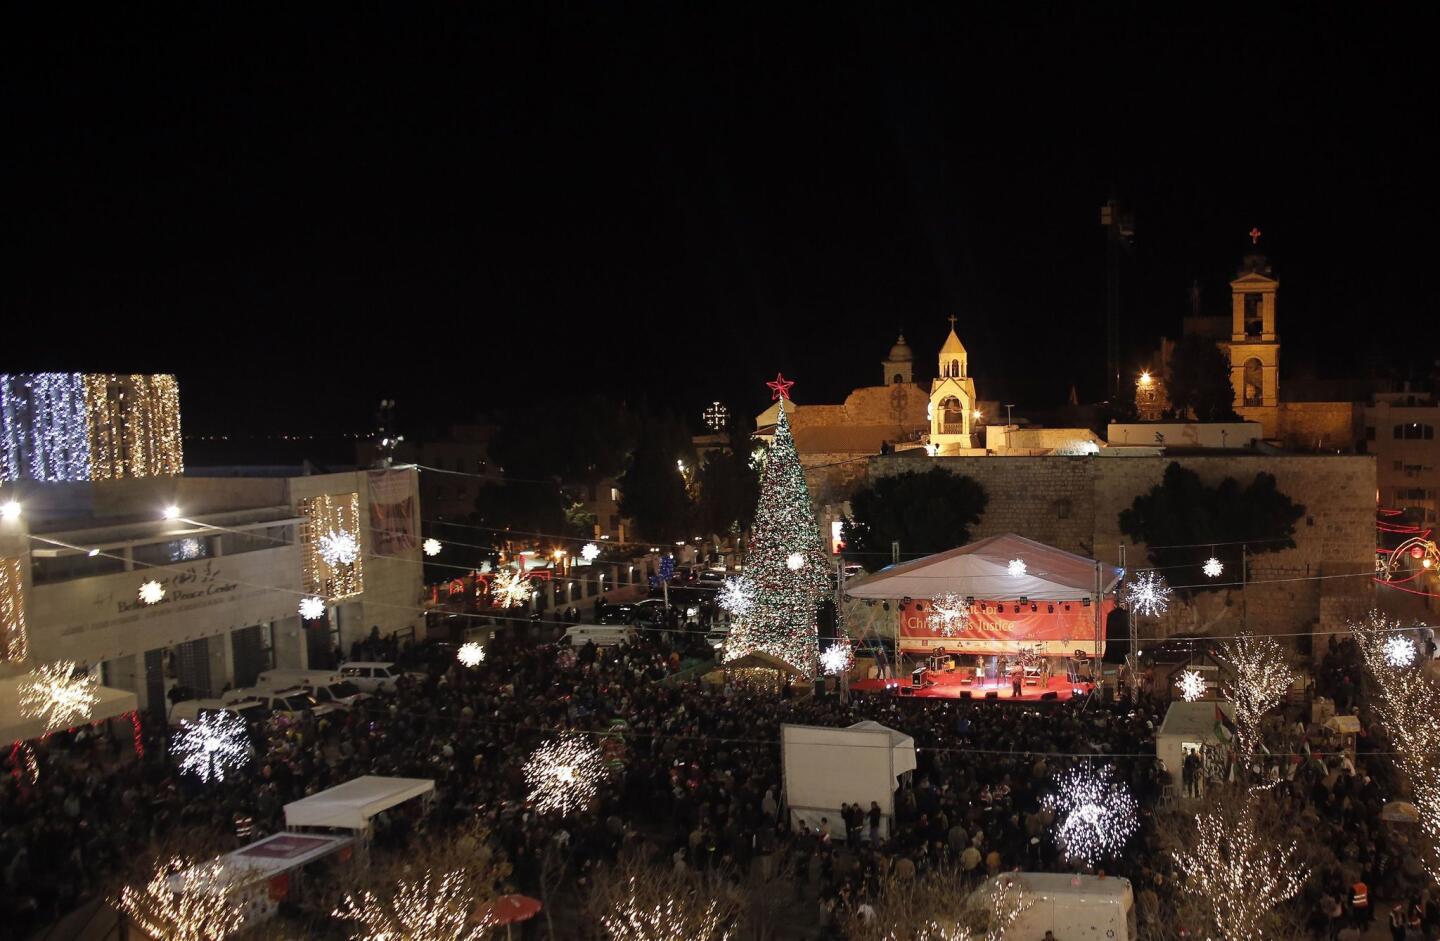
782;721;915;840
0;675;138;745
284;775;435;832
845;533;1122;602
1156;700;1235;785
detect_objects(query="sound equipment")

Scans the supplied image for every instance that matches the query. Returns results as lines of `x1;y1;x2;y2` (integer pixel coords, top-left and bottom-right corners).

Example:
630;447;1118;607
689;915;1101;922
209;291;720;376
1040;691;1059;701
985;691;999;700
958;691;972;700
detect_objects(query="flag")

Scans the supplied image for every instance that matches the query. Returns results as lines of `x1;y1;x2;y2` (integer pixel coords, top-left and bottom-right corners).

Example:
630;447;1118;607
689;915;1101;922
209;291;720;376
1213;703;1236;744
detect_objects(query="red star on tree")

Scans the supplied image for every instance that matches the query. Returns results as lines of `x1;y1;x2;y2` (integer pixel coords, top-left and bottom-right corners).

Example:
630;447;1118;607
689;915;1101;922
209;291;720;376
766;373;795;401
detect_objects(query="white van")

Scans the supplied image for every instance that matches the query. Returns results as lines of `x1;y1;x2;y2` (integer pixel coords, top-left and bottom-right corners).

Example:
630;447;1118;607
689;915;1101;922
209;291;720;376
256;670;370;709
562;625;636;647
223;686;339;718
169;698;266;727
338;661;409;693
970;873;1134;941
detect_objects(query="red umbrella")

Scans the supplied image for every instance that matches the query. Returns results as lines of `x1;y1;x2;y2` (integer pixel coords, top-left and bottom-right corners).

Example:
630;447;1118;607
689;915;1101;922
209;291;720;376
476;894;542;939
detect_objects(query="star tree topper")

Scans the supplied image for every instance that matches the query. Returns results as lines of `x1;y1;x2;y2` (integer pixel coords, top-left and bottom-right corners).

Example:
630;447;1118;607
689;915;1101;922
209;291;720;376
766;372;795;401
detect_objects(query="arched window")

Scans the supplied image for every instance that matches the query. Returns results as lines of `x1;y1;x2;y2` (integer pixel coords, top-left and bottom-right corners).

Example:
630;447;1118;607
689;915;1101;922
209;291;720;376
1242;358;1263;407
939;396;964;434
893;374;903;384
949;359;961;378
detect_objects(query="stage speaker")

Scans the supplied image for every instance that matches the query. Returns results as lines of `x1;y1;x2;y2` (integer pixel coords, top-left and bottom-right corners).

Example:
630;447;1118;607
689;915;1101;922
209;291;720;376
1040;691;1059;701
985;691;999;700
958;691;972;700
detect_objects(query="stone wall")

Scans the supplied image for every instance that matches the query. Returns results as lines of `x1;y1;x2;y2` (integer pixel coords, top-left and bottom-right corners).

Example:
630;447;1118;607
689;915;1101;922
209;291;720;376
860;451;1376;645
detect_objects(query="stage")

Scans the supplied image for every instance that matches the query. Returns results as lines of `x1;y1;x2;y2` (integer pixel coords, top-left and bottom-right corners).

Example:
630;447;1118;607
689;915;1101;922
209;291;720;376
849;672;1091;702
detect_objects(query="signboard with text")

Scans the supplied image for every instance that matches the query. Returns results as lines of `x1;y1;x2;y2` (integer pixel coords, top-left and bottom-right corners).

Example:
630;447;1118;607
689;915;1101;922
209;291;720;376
896;597;1112;657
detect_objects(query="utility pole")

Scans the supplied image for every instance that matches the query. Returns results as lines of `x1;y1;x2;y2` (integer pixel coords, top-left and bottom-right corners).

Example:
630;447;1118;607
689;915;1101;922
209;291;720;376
836;555;850;704
1241;544;1248;631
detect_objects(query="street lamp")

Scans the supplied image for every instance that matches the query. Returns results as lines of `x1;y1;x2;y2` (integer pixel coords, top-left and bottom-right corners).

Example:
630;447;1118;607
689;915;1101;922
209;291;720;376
1;500;20;521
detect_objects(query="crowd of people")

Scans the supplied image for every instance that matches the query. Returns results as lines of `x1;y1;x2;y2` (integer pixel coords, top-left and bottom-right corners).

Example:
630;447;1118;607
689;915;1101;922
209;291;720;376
1;625;1435;939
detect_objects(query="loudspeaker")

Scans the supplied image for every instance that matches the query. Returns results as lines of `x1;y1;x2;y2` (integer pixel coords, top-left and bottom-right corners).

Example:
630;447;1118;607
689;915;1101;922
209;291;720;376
985;691;999;700
1040;691;1059;701
958;691;972;700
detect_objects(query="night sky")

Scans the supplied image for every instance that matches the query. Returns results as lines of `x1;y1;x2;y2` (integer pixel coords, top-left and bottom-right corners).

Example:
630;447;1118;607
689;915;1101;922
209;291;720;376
6;6;1436;445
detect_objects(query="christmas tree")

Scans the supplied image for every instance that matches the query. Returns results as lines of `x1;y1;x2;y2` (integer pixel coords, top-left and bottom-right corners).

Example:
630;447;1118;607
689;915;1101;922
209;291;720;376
723;374;830;673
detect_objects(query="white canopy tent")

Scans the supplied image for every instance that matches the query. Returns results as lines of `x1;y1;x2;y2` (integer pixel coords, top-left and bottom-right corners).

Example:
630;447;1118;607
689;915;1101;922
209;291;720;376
0;675;138;745
1156;700;1235;787
845;533;1122;602
782;721;916;840
284;775;435;832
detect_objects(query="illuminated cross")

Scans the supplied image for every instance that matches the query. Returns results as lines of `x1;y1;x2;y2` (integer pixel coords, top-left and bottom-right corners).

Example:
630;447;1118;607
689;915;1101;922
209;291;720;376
1249;226;1262;245
702;401;728;431
766;373;795;401
948;314;957;330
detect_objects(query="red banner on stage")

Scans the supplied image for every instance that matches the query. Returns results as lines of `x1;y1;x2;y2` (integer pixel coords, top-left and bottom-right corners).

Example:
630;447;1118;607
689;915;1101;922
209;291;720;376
896;598;1114;656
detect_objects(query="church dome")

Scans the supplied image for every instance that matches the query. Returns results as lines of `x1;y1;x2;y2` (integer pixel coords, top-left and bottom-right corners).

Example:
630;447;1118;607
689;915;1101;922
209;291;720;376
887;334;913;362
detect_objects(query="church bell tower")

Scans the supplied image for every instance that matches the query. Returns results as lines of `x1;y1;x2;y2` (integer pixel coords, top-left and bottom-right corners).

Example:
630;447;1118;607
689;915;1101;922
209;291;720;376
929;316;977;453
1228;228;1280;418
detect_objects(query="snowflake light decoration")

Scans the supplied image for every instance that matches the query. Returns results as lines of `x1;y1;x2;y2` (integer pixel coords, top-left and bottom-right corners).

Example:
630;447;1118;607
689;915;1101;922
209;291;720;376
457;642;485;667
299;596;326;620
926;592;971;636
138;579;166;605
491;569;534;608
525;734;604;815
116;857;247;941
581;542;601;562
173;710;249;784
1122;570;1171;617
1043;765;1139;867
19;661;99;731
423;538;442;557
319;530;360;567
1008;558;1027;577
1176;669;1206;702
717;576;754;617
1384;634;1418;668
785;552;805;571
820;640;854;675
1203;556;1224;578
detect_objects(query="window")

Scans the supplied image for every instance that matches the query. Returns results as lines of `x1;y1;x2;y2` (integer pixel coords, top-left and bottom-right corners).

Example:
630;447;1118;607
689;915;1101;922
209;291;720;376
949;359;961;378
1242;359;1263;407
893;374;903;384
1365;426;1376;441
1244;293;1263;336
610;487;619;502
1393;424;1435;440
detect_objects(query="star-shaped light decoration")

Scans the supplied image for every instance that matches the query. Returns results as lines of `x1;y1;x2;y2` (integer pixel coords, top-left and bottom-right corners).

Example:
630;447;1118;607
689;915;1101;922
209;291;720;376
785;552;805;571
138;580;166;605
525;734;605;815
927;592;971;637
173;710;249;784
766;372;795;401
423;538;442;557
1008;558;1027;577
820;641;854;676
299;596;327;620
1203;557;1224;578
19;661;99;732
581;542;601;563
717;576;754;617
319;530;360;567
1175;669;1206;702
1043;765;1139;867
491;569;534;608
1123;570;1171;617
1384;634;1418;668
457;642;485;667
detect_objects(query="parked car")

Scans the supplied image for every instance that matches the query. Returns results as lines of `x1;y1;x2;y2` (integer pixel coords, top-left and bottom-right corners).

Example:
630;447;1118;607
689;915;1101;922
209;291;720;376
696;569;727;588
562;625;637;647
168;697;266;727
222;686;336;718
338;661;417;693
256;669;370;709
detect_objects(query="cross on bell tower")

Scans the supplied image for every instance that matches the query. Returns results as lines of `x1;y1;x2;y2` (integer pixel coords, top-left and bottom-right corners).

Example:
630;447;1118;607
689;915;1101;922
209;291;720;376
1249;226;1263;245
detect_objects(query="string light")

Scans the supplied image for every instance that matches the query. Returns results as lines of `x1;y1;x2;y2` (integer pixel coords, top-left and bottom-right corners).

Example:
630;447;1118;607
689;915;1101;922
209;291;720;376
525;733;605;815
457;642;485;667
1043;765;1138;867
138;579;166;605
1007;558;1027;577
723;398;827;672
1384;634;1417;667
491;569;534;608
599;874;739;941
1172;795;1307;939
16;742;39;784
820;640;854;676
299;596;326;620
334;870;494;941
1122;570;1170;617
1203;556;1224;578
0;373;91;481
115;856;247;941
19;661;99;731
717;577;754;617
582;542;601;562
172;710;249;784
926;592;971;636
1216;632;1294;750
1;556;28;662
83;374;184;480
301;493;363;598
1175;669;1206;702
423;537;442;557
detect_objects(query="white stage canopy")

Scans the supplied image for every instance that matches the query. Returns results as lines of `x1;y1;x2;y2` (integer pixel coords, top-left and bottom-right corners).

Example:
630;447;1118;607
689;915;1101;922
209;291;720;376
284;775;434;831
845;532;1122;603
0;675;137;744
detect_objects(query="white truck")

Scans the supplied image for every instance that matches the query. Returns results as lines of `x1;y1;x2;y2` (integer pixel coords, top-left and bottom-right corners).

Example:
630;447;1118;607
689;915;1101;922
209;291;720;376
970;872;1135;941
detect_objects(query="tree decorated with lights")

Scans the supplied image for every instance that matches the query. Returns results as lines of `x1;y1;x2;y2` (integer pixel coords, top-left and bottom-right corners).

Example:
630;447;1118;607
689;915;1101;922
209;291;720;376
723;375;829;674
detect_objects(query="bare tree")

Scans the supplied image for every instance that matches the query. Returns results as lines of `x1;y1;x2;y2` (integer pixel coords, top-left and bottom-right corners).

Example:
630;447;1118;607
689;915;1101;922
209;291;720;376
845;869;1031;941
585;850;745;940
1216;632;1293;754
113;855;249;941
